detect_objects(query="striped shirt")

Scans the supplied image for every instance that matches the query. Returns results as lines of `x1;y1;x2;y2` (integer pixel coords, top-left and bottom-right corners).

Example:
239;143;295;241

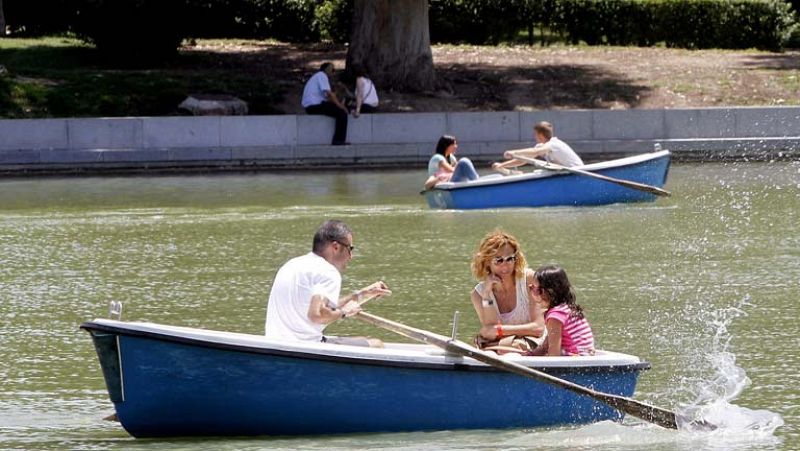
545;304;595;356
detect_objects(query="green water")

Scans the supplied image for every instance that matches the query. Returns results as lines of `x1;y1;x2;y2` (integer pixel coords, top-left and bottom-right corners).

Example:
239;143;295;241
0;162;798;450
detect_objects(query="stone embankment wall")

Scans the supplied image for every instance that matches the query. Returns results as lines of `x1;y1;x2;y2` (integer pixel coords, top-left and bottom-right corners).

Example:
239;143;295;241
1;107;798;175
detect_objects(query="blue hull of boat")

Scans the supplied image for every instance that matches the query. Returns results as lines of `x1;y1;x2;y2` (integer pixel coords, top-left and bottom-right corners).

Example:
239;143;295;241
425;151;671;209
83;321;649;438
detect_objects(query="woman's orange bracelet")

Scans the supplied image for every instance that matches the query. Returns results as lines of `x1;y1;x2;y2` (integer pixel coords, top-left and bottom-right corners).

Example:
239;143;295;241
495;323;504;338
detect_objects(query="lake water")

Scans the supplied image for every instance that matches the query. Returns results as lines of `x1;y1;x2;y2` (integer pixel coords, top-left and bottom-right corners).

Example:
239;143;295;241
0;161;798;450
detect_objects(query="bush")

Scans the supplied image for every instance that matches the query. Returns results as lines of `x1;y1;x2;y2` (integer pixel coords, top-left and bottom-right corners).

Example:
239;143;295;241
315;0;352;43
430;0;530;44
71;0;190;60
3;0;74;35
429;0;797;50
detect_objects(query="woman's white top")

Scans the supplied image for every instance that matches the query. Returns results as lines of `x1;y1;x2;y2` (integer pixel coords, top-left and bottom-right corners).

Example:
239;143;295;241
474;275;532;325
357;77;379;107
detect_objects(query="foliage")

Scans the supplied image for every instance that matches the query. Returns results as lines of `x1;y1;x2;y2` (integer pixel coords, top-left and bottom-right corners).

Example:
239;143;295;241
70;0;190;60
553;0;796;50
430;0;532;45
179;0;321;41
2;0;796;53
430;0;797;50
315;0;352;43
2;0;74;35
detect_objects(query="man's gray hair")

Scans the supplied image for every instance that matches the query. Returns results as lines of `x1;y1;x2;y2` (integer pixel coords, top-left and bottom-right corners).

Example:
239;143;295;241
312;219;352;253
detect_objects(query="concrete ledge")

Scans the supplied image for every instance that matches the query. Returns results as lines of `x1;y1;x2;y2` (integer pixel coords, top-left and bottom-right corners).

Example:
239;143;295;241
1;107;799;175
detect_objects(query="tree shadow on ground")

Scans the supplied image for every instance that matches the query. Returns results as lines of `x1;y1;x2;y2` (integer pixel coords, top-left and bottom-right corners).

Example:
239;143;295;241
194;43;654;112
436;63;651;110
738;53;800;71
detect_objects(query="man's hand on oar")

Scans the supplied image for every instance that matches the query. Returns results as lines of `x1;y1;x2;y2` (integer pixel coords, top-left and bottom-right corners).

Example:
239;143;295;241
338;281;392;319
491;161;523;176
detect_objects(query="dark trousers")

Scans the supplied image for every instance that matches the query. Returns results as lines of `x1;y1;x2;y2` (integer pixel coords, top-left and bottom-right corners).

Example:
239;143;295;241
305;102;348;145
359;104;377;114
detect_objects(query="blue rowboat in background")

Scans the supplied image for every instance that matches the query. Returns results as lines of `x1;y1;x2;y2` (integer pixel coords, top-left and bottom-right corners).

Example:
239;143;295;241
424;150;671;210
82;319;651;438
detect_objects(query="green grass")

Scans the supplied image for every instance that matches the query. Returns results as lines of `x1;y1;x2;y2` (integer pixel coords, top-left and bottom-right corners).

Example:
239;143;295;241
0;36;283;118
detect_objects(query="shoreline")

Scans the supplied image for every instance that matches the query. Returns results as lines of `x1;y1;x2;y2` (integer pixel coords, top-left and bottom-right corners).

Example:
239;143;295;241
1;106;799;176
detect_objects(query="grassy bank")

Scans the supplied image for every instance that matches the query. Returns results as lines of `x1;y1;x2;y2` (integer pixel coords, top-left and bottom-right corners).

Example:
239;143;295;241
2;36;799;118
0;37;283;118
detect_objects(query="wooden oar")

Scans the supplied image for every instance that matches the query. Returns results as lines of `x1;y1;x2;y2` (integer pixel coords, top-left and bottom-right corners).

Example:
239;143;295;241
354;310;683;430
512;155;671;197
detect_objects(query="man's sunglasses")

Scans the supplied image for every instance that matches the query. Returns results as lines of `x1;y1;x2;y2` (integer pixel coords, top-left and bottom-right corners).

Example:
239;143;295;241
335;240;355;253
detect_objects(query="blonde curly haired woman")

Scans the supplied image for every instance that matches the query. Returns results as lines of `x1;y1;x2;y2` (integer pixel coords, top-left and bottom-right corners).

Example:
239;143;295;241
470;229;545;353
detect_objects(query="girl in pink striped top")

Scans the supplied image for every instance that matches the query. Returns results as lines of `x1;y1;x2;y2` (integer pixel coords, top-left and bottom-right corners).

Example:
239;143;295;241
528;265;595;356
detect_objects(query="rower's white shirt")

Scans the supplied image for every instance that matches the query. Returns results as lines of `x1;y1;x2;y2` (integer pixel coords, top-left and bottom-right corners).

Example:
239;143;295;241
545;137;584;167
265;252;341;342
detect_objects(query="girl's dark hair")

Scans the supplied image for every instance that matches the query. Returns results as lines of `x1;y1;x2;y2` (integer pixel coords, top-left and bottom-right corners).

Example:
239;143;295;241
534;265;584;319
435;135;456;156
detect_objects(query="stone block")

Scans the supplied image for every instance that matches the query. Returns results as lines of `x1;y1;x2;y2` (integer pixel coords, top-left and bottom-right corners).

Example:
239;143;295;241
231;146;295;161
371;113;447;143
446;112;520;142
355;143;419;159
143;117;221;148
0;149;40;164
592;109;665;140
296;144;356;162
101;149;171;163
68;118;144;149
664;108;737;139
520;110;594;141
0;119;68;150
40;149;104;164
347;115;373;144
297;116;336;145
734;107;800;137
221;116;297;147
168;147;232;161
476;141;528;157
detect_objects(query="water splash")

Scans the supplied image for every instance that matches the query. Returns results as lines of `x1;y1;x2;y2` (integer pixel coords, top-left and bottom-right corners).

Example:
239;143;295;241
666;296;784;441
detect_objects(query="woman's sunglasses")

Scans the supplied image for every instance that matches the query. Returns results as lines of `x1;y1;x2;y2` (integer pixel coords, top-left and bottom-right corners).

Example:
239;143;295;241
492;253;517;264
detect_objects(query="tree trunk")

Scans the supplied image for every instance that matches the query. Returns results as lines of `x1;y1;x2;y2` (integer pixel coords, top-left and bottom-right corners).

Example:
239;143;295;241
0;0;6;38
346;0;435;92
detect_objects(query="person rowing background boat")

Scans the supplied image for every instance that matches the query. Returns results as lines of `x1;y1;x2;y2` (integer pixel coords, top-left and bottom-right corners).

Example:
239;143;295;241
493;121;584;174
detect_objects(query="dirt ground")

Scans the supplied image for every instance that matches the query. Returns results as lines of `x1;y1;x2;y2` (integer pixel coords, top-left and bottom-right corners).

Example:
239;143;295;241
186;41;800;114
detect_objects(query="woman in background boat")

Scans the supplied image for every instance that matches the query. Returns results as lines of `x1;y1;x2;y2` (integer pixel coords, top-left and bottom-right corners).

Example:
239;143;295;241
527;265;595;356
424;135;480;189
469;230;545;354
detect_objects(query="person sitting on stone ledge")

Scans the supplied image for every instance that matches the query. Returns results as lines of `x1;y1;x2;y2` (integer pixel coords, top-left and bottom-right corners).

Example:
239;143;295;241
301;62;350;146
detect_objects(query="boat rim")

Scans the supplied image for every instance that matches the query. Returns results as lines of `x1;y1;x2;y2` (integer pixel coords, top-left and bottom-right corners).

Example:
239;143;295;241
82;319;650;374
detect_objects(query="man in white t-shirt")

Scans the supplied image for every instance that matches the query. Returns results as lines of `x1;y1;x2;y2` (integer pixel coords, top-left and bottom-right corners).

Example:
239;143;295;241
492;121;584;173
301;62;350;146
265;219;391;346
